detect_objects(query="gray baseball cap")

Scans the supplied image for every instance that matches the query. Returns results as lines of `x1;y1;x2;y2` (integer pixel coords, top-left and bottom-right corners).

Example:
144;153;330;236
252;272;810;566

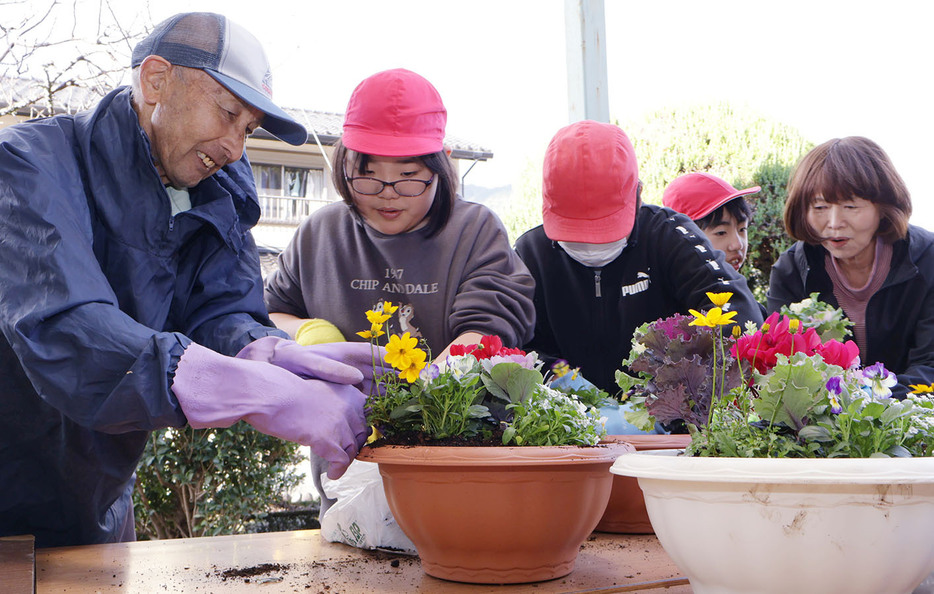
132;12;307;146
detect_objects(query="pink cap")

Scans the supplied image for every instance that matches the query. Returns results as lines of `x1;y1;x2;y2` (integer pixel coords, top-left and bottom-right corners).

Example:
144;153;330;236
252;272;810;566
341;69;447;157
662;172;760;221
542;121;639;243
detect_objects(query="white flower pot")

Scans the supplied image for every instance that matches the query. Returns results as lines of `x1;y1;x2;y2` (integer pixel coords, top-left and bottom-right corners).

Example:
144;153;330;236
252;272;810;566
611;450;934;594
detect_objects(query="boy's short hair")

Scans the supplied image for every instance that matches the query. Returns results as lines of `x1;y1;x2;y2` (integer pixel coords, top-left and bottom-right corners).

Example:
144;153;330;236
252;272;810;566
695;198;753;230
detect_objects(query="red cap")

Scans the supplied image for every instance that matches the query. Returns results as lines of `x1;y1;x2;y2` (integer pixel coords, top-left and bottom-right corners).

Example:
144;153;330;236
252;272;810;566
542;121;639;243
662;172;760;221
341;69;447;157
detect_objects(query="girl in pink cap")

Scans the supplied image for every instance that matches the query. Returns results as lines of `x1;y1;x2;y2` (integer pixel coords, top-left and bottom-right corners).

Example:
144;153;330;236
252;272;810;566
263;69;535;361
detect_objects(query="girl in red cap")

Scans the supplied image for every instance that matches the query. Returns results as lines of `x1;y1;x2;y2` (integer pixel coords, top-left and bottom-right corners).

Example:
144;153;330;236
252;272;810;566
264;69;535;361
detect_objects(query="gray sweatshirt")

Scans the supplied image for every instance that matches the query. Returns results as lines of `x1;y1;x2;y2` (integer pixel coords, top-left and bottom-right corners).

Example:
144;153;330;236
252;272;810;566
264;199;536;355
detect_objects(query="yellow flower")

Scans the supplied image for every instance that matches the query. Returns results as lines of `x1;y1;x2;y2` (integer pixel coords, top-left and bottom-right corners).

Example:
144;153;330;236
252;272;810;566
366;426;383;444
789;319;800;333
382;302;399;315
909;383;934;394
706;292;733;307
689;307;737;328
552;360;571;378
731;325;742;338
385;332;424;371
688;309;711;327
397;352;428;383
366;309;392;326
356;325;386;340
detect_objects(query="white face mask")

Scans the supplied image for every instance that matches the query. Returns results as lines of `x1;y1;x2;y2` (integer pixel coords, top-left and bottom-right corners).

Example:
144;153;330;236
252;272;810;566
558;237;628;267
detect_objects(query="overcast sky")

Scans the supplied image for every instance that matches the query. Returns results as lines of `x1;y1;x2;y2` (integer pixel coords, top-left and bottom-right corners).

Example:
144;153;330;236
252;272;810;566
16;0;934;225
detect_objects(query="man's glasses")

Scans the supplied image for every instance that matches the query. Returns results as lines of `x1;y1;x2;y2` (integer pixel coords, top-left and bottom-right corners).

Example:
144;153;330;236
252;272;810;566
346;176;433;197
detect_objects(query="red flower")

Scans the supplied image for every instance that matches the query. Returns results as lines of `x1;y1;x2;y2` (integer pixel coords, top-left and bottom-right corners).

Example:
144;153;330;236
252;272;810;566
815;339;860;369
449;344;479;357
476;335;504;359
448;335;526;360
730;313;822;375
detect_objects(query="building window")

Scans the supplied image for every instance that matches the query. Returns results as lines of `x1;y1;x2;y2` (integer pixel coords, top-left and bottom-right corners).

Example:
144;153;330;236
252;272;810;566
252;164;330;224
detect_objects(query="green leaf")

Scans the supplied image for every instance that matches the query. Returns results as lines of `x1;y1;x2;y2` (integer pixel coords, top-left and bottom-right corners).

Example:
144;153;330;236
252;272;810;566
622;403;655;433
755;353;828;429
484;363;544;404
798;425;832;442
860;401;886;420
615;369;643;393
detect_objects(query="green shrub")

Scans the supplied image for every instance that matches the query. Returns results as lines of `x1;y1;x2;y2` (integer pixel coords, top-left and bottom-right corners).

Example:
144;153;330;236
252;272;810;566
620;102;814;301
492;102;812;301
500;156;544;245
744;160;799;300
133;423;304;539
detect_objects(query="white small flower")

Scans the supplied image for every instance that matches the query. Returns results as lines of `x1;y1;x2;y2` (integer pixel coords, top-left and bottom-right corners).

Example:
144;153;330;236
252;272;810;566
789;298;811;314
440;354;478;378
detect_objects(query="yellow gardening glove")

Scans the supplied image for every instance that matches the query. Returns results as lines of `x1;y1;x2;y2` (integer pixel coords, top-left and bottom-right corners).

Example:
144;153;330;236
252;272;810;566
295;318;347;346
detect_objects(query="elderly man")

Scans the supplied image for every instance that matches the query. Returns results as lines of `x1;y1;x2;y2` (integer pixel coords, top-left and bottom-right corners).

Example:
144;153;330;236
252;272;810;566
0;12;376;547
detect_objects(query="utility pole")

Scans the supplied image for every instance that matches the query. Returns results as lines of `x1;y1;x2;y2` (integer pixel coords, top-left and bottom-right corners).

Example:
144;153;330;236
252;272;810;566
565;0;609;124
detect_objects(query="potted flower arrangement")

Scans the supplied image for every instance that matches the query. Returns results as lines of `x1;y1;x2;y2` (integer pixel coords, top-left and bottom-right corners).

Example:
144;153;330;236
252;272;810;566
612;293;934;594
354;303;630;585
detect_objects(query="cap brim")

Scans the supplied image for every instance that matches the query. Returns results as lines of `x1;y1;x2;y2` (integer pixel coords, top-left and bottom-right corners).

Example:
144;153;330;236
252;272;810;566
206;70;308;146
683;186;761;220
706;186;760;219
342;128;443;157
543;200;636;243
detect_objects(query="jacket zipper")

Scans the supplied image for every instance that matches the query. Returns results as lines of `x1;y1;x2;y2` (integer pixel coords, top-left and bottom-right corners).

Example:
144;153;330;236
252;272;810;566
594;269;602;298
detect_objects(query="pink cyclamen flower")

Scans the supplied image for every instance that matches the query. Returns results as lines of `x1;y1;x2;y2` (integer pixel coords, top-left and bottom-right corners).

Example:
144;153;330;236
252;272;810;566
816;339;860;369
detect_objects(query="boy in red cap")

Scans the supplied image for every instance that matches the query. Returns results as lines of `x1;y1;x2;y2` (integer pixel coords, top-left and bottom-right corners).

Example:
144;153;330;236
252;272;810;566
662;172;760;272
515;121;762;396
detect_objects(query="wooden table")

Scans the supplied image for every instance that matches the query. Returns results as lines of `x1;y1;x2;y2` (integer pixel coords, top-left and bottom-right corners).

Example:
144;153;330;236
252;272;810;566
26;530;691;593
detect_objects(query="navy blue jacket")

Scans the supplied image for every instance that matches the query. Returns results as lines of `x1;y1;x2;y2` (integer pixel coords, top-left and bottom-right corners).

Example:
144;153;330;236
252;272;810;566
0;87;283;547
767;226;934;398
515;204;763;394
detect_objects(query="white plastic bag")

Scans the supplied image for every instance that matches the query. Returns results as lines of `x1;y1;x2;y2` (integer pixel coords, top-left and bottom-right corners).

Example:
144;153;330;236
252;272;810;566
318;460;416;554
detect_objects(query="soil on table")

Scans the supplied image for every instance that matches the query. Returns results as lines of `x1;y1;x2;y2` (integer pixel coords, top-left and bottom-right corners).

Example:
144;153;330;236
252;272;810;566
218;562;288;581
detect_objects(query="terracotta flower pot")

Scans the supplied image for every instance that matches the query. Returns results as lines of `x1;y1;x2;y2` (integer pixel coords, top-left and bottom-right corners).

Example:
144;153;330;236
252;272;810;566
612;449;934;594
595;434;692;533
357;442;632;584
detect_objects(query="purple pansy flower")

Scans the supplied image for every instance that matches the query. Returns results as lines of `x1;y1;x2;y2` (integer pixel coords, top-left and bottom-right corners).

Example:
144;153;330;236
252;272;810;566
826;376;842;395
861;362;897;399
825;376;844;414
420;363;441;382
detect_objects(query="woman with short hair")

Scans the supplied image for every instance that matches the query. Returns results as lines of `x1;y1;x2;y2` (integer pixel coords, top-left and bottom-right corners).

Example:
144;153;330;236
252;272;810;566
767;136;933;397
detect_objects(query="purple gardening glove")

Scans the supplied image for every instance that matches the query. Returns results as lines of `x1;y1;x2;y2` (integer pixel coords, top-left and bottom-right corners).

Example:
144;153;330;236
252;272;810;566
172;343;369;479
236;337;390;395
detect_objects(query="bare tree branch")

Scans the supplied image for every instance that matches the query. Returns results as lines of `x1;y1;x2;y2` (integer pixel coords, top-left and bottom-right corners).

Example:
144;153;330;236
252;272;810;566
1;0;151;117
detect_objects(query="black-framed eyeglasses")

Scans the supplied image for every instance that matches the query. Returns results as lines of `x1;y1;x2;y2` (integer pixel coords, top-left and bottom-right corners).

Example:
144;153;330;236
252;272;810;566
346;176;434;197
